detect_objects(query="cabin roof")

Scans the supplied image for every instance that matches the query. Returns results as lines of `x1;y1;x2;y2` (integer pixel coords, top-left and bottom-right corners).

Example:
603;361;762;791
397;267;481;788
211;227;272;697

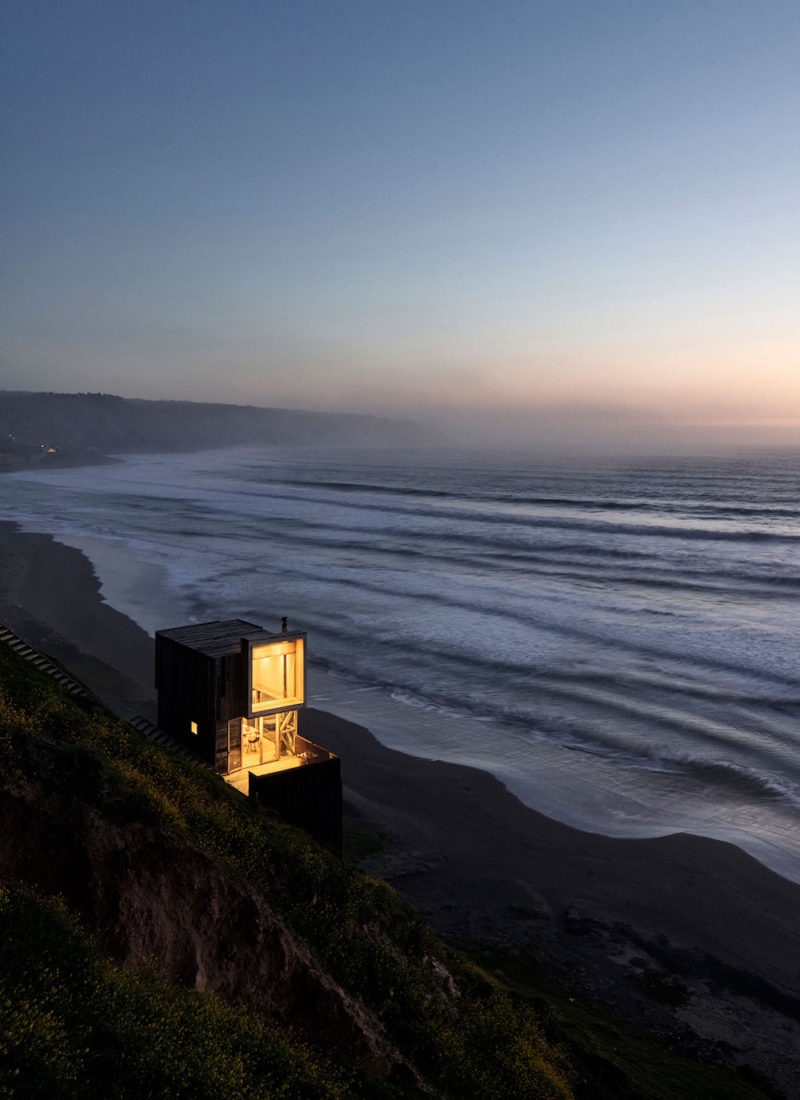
156;619;265;658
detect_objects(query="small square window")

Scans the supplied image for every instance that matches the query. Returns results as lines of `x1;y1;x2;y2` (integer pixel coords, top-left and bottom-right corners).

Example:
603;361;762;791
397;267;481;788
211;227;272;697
190;721;198;735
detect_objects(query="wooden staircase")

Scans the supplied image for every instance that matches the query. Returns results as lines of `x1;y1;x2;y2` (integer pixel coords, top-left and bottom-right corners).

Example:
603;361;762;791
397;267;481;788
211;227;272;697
0;622;90;698
0;621;207;767
127;713;210;766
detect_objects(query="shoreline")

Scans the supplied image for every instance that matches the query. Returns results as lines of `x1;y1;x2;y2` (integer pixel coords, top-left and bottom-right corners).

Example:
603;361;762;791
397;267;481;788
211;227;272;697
1;520;800;1090
0;521;156;720
8;446;800;881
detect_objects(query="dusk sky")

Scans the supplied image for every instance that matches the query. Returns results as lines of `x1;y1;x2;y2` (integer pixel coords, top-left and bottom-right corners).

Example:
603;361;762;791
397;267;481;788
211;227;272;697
3;1;799;447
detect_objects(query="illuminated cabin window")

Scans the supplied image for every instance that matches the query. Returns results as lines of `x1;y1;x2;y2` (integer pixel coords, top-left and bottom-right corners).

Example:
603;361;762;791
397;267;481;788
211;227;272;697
190;721;198;735
250;637;304;715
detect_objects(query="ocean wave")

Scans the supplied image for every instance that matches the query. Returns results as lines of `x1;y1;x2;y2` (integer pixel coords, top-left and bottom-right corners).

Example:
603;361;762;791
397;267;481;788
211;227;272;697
308;640;789;746
141;502;800;598
314;646;800;809
241;559;800;690
163;478;800;545
10;445;800;867
646;755;800;808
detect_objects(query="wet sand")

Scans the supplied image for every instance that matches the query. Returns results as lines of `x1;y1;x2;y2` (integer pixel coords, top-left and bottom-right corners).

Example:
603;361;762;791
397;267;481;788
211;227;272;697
1;519;799;1091
0;521;155;719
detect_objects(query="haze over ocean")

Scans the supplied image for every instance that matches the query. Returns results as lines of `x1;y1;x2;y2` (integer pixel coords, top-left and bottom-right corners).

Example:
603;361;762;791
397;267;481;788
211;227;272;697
6;446;800;882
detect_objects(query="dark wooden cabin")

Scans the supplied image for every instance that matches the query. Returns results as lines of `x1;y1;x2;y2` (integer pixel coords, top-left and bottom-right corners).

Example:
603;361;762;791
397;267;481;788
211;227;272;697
155;619;341;852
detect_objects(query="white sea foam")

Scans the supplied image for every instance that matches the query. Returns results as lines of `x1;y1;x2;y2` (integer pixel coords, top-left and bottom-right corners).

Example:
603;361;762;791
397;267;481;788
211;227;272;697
6;445;800;882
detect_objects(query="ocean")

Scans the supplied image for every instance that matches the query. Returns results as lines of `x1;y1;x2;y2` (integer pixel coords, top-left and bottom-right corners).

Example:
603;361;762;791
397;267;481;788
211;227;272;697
5;446;800;881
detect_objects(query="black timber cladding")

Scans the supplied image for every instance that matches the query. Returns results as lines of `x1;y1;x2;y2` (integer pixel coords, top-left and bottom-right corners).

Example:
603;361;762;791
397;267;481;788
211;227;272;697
155;620;263;764
249;739;342;854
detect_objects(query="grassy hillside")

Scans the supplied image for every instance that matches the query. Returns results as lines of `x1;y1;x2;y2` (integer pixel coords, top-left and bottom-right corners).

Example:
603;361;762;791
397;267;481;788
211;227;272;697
0;884;372;1100
0;643;780;1098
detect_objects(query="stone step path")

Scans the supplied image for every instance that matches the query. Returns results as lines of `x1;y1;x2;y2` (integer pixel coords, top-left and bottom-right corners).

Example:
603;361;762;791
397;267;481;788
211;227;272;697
0;622;89;698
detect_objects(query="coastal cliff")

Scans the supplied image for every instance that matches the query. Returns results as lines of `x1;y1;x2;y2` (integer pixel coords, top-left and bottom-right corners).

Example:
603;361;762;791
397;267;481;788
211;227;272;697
0;775;410;1081
0;631;784;1097
0;639;569;1097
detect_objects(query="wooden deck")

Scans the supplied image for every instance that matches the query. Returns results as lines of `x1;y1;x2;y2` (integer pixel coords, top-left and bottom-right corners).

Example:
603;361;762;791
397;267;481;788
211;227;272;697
223;756;306;794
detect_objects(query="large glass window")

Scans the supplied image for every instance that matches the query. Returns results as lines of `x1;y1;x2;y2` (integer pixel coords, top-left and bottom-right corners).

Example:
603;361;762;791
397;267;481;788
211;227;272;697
226;711;298;772
242;717;278;765
250;637;304;715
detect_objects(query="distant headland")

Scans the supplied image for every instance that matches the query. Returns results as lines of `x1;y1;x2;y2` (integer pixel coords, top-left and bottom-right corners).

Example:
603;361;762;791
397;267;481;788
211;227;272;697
0;389;432;471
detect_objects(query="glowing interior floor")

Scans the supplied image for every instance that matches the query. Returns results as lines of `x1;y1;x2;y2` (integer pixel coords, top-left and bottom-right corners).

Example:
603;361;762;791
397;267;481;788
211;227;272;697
223;755;305;794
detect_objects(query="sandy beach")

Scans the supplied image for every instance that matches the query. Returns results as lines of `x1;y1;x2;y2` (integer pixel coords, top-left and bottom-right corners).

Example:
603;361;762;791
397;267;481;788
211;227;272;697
1;519;799;1092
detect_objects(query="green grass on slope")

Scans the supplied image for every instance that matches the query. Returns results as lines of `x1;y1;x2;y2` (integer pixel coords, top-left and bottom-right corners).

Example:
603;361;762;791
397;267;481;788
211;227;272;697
0;644;783;1099
0;883;370;1100
462;948;784;1100
0;645;571;1099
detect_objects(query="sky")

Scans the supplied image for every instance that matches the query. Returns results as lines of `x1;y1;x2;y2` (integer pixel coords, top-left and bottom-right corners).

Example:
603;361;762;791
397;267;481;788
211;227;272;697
2;0;799;449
